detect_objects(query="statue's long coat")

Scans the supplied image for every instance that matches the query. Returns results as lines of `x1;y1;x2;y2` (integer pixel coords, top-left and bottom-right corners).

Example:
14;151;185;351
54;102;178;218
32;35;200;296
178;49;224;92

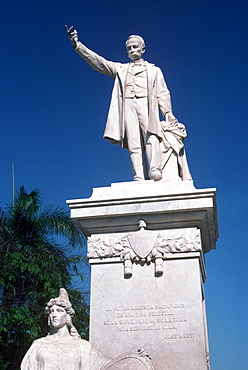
75;42;172;148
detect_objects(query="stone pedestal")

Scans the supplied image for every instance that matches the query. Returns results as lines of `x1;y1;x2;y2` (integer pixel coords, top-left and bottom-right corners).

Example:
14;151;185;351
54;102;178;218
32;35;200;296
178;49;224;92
67;180;218;370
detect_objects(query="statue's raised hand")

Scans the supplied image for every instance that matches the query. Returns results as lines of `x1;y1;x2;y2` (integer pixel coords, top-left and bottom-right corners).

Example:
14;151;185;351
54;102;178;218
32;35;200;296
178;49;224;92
65;25;78;48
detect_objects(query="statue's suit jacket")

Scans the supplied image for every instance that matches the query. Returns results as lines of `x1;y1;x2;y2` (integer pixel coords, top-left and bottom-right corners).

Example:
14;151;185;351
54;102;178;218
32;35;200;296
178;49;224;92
75;42;172;149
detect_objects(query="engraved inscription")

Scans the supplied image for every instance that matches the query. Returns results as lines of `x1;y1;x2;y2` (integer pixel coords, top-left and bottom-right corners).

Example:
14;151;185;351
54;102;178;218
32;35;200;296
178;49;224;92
103;303;195;340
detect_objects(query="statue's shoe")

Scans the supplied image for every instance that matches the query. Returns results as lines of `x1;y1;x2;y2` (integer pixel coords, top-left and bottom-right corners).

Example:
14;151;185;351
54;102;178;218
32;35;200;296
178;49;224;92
150;170;162;180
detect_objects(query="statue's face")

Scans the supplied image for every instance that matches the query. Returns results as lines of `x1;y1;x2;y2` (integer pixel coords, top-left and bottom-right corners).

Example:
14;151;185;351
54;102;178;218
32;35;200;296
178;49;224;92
126;38;145;61
48;305;68;329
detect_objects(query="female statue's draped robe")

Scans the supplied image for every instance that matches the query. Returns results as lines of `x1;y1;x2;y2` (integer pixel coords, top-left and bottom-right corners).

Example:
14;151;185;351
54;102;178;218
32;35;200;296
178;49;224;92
21;335;108;370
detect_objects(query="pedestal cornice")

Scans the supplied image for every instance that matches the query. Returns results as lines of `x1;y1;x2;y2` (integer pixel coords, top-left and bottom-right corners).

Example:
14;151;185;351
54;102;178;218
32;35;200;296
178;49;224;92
66;180;218;253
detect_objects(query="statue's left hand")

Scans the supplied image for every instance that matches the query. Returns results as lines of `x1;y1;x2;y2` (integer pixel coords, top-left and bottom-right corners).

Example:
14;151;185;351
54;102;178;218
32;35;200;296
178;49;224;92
165;111;177;125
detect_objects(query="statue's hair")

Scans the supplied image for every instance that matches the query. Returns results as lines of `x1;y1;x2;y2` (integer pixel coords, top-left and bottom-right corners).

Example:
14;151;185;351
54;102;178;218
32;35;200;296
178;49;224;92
125;35;145;49
45;297;80;337
45;298;75;316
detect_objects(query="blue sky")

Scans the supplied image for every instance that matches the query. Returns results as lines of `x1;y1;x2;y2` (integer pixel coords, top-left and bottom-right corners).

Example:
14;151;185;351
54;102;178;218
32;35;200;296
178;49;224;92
1;0;248;368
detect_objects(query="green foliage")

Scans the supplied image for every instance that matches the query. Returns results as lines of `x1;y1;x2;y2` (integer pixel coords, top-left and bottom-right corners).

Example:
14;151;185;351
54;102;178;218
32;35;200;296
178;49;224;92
0;187;89;369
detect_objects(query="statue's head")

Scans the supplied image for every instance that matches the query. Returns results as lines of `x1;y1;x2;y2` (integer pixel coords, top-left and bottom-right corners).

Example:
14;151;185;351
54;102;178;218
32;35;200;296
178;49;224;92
125;35;146;61
45;288;79;337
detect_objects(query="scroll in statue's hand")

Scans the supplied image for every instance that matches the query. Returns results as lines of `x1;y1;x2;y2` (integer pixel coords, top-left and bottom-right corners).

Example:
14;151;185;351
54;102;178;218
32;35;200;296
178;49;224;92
65;25;78;47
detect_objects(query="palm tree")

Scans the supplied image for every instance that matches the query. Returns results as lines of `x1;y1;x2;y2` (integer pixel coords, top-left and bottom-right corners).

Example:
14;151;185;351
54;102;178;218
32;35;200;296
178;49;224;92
0;186;88;368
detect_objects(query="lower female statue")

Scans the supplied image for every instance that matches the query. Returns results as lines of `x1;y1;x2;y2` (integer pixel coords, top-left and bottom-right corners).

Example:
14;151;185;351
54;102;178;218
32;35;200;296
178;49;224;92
21;289;154;370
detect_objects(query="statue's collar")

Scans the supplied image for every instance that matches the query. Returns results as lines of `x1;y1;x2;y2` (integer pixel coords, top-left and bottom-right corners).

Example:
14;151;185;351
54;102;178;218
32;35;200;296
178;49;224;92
130;59;145;66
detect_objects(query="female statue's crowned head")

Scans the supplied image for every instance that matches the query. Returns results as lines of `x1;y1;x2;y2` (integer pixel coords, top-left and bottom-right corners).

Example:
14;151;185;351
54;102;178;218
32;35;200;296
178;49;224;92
45;288;79;337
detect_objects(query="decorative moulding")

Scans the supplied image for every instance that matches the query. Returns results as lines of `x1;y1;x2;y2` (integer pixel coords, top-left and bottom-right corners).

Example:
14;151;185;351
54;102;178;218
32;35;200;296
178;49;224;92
88;221;201;277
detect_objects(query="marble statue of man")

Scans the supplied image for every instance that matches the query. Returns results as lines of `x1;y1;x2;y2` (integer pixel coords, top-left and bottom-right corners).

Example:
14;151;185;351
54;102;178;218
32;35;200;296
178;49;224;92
65;26;184;181
21;289;154;370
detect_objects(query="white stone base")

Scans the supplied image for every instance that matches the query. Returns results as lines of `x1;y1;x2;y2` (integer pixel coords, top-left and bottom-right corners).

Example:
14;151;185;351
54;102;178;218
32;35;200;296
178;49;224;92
67;180;217;369
90;254;209;369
